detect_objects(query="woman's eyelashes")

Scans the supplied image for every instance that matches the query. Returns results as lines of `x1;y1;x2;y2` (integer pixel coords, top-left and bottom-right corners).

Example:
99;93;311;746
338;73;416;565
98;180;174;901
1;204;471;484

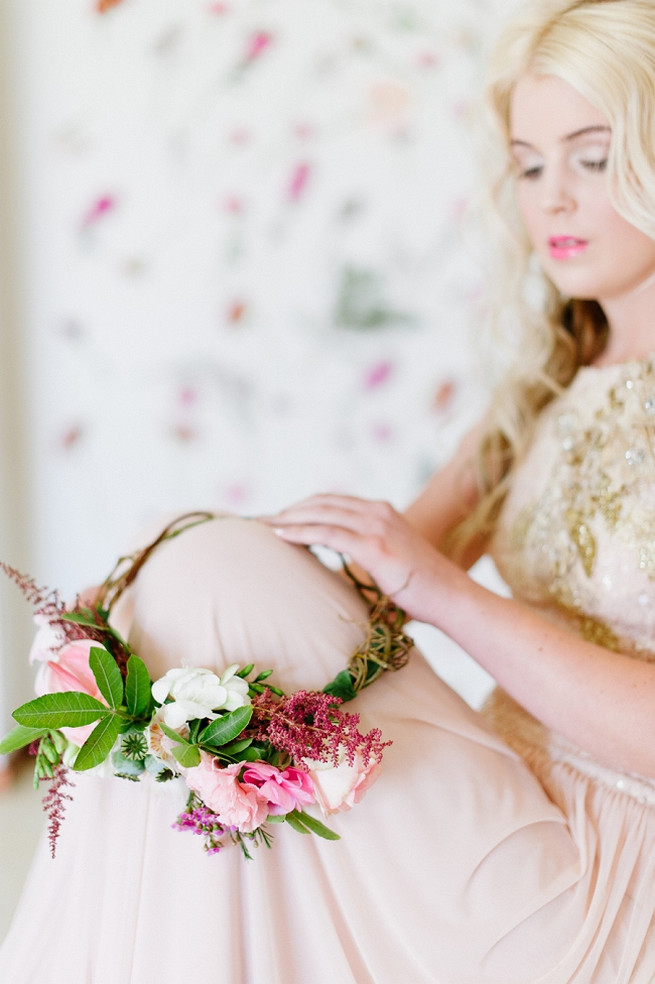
513;153;608;181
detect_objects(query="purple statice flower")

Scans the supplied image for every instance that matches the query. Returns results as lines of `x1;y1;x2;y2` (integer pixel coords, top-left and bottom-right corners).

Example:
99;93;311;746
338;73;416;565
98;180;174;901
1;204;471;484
173;800;231;854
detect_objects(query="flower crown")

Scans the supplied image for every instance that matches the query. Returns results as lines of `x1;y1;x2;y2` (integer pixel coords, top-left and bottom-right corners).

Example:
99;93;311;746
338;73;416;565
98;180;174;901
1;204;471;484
0;513;413;860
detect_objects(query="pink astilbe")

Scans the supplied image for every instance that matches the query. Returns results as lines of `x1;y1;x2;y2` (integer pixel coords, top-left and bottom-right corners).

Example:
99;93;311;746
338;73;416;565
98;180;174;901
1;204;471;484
251;690;390;768
41;764;75;858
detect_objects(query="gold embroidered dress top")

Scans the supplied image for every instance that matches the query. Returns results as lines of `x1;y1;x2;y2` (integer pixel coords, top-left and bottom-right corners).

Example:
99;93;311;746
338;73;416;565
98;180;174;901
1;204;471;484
488;357;655;803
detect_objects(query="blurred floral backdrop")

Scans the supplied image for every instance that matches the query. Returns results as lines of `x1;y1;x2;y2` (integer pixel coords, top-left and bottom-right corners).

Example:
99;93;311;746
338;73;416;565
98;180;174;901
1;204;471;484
0;0;516;736
10;0;517;590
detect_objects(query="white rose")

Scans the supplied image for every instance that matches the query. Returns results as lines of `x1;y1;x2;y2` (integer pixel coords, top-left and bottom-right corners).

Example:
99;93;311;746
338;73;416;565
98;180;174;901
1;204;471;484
151;664;251;729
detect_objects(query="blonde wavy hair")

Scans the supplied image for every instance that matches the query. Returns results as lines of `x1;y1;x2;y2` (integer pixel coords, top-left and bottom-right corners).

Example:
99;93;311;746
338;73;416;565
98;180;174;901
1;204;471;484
453;0;655;554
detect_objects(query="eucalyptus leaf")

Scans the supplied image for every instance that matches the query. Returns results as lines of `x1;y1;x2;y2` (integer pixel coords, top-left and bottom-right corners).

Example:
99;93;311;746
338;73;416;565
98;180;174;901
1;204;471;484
74;714;122;771
198;705;253;747
172;743;201;768
14;692;110;729
0;723;47;755
90;646;124;710
125;654;152;717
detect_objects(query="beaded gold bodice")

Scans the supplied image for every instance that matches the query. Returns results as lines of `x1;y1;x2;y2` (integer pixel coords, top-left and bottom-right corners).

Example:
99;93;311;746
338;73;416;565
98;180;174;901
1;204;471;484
493;357;655;659
486;357;655;800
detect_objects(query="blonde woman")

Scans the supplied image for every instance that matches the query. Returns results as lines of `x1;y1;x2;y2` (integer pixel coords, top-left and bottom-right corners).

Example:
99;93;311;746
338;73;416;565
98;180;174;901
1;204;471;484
4;0;655;981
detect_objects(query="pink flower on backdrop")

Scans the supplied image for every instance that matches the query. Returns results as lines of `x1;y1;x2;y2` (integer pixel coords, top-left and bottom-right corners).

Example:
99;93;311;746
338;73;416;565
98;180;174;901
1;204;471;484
222;482;250;507
208;1;230;13
292;122;316;140
245;31;272;62
34;639;107;747
81;194;116;228
58;424;84;452
363;361;393;390
185;756;270;832
287;162;312;202
433;379;456;413
228;128;251;147
370;422;393;443
242;762;315;815
306;752;381;815
223;194;246;213
178;386;199;408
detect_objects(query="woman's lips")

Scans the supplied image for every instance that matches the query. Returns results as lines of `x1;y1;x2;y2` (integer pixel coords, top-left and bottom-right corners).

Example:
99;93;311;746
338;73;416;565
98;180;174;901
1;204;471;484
548;236;588;260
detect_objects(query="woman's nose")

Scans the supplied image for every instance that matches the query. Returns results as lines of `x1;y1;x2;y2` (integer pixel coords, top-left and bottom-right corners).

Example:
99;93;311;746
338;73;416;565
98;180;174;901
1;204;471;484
540;170;575;213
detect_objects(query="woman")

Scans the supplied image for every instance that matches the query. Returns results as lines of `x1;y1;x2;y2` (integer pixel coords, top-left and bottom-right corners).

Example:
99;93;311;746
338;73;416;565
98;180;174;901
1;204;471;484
4;0;655;980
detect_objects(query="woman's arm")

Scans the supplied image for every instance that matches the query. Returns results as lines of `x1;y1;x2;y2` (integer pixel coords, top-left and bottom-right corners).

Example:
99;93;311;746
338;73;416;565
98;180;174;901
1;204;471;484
264;493;655;779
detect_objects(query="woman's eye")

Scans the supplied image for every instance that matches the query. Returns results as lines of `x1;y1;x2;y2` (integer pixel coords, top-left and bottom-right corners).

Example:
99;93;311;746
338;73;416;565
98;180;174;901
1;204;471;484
516;164;543;180
581;158;608;172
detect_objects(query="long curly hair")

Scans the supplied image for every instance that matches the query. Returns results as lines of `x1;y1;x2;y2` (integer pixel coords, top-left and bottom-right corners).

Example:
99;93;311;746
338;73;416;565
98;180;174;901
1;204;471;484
451;0;655;555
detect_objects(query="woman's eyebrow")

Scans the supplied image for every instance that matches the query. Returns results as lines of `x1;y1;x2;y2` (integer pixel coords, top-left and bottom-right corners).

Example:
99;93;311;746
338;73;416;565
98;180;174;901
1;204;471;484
510;124;611;150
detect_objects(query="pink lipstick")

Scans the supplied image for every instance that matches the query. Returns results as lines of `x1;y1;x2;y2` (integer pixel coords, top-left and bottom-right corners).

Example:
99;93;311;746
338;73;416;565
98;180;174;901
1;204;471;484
548;237;588;260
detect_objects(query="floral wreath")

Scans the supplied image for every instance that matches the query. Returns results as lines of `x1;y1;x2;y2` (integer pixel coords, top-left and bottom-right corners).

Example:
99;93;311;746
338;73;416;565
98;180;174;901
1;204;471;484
0;513;413;860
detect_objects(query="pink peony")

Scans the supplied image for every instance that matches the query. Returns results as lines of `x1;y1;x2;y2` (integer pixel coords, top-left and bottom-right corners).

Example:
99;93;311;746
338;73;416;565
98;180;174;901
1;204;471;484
241;762;315;815
184;755;270;833
306;752;382;816
34;638;107;747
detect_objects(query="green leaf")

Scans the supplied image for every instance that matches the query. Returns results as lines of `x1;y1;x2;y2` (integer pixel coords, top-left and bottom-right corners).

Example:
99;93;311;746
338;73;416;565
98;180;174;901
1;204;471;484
217;737;253;757
172;743;201;768
198;705;253;747
125;654;152;717
14;692;110;729
323;670;357;703
74;714;122;771
89;646;124;710
291;810;340;841
159;722;191;745
283;811;312;835
0;723;47;755
62;611;104;629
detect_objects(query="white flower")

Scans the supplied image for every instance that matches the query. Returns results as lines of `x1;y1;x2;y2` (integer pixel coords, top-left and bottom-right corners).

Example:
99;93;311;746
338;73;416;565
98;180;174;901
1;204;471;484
151;664;251;729
304;750;382;815
29;614;66;665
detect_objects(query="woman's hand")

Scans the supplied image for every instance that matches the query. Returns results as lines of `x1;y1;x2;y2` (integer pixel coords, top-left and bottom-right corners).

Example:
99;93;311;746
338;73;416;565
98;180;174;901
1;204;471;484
262;494;463;624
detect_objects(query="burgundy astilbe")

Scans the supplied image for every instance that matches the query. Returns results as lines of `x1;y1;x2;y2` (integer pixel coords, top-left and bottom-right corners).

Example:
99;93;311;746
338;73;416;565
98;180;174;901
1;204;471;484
41;764;75;858
251;689;390;768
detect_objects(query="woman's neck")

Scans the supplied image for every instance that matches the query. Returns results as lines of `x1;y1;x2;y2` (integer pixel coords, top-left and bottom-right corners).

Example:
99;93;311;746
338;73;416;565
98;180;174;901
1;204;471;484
592;279;655;367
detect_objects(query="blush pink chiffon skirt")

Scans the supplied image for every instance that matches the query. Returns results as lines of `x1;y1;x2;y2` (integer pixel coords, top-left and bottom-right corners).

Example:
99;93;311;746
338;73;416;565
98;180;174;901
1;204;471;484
2;516;654;983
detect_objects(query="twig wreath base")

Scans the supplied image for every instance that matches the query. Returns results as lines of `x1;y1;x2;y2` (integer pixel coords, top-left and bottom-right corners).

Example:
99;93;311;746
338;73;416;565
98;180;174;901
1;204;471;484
0;513;414;859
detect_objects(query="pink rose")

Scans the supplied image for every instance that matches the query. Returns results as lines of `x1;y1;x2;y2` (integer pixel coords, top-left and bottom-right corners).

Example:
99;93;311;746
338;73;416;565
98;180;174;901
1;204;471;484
184;755;270;833
306;752;382;816
241;762;315;815
34;638;107;747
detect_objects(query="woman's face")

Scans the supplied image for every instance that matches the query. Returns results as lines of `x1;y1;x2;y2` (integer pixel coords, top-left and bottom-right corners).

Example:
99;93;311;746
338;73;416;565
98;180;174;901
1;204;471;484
509;72;655;309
